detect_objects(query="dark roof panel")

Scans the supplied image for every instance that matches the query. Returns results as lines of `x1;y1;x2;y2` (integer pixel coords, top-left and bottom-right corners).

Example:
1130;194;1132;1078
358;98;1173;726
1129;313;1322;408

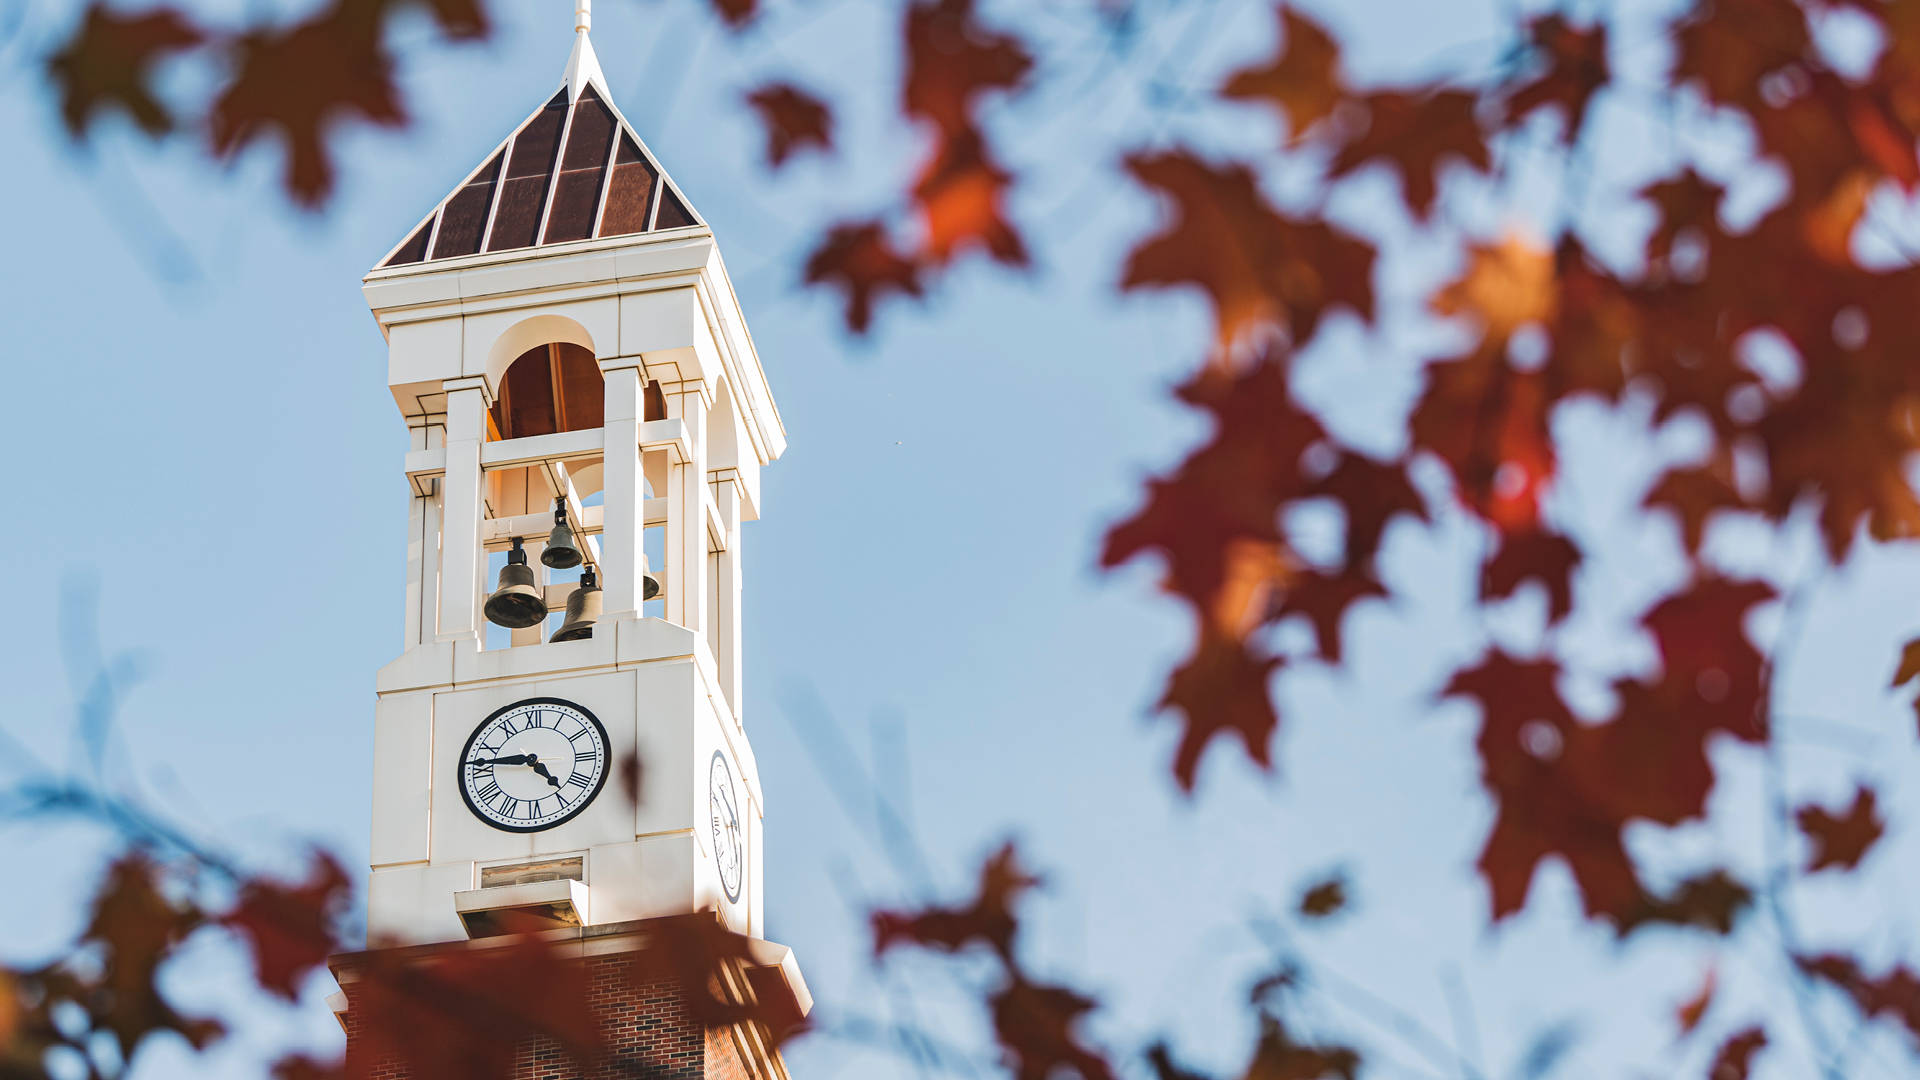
380;82;701;270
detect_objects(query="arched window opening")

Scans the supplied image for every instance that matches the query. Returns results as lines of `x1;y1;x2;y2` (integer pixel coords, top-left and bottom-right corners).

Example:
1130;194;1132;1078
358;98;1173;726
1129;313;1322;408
489;342;604;439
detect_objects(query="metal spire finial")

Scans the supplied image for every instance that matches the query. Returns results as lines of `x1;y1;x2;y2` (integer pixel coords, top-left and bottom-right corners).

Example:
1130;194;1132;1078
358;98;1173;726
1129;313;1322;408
575;0;591;34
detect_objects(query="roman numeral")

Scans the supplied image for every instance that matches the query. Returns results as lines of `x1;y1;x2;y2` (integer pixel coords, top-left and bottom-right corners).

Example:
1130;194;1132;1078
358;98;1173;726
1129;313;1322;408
565;771;591;790
501;717;521;736
476;779;502;804
500;797;523;819
567;729;592;746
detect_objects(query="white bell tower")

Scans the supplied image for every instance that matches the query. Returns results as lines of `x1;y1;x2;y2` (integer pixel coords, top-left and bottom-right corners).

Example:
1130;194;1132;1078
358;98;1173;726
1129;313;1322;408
358;7;786;947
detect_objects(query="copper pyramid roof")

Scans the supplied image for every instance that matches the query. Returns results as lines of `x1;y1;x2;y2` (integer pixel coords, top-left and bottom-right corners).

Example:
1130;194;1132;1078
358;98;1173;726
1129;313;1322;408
377;32;702;269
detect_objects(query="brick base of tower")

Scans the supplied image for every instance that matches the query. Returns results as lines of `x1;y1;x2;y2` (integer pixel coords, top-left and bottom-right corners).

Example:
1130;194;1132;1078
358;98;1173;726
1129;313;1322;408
330;915;808;1080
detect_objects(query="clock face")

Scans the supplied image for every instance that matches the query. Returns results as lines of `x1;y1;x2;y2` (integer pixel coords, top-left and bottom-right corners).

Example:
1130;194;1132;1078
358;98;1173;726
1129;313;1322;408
708;751;744;903
459;698;609;833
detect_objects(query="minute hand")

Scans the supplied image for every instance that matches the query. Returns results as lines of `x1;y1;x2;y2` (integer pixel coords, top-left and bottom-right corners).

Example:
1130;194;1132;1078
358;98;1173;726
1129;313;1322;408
470;754;531;767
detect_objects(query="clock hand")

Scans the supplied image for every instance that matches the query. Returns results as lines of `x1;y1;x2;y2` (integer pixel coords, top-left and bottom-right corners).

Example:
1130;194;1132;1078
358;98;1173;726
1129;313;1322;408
470;754;531;767
526;757;561;787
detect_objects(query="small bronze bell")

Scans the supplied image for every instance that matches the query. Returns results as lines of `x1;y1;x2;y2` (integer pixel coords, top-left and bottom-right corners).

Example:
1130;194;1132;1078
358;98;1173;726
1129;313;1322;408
541;498;582;569
483;537;547;629
644;573;660;601
551;566;602;642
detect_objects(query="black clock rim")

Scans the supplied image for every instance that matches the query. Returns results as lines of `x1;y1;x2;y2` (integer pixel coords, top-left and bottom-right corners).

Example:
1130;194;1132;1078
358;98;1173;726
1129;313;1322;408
459;696;612;834
709;750;744;903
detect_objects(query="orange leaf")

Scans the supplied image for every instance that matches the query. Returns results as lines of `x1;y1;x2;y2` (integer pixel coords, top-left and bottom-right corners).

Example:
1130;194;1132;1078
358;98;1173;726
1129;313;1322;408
803;220;926;333
1431;234;1557;341
745;82;832;168
1796;785;1885;872
914;126;1028;267
1220;5;1345;141
46;3;204;137
208;8;407;205
1677;966;1716;1033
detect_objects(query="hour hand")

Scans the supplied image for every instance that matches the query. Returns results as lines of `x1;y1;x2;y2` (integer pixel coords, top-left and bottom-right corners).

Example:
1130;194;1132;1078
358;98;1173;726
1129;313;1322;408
529;760;560;787
470;754;530;767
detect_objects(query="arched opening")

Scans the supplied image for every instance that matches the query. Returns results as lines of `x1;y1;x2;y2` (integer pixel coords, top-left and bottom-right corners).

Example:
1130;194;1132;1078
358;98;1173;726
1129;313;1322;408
488;342;605;440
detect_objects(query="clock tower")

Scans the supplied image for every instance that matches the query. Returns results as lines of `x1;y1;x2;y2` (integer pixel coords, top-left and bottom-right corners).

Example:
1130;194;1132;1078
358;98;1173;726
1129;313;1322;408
332;4;808;1076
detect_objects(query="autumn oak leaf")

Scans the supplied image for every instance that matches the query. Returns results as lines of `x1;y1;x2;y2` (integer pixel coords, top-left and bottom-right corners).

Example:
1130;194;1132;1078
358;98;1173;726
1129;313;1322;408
1506;15;1610;140
47;3;205;138
803;220;926;333
223;850;350;1000
1798;954;1920;1043
1220;5;1346;141
1796;785;1885;872
1330;89;1491;218
1123;151;1375;350
989;976;1117;1080
873;842;1040;961
902;0;1033;137
1273;568;1385;662
746;82;833;168
1708;1027;1768;1079
208;9;407;205
1481;528;1581;623
914;126;1028;267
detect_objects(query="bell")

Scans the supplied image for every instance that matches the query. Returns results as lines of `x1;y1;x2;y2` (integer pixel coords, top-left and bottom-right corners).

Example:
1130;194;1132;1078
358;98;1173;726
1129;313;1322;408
541;499;582;570
483;537;548;629
551;566;602;642
644;573;660;601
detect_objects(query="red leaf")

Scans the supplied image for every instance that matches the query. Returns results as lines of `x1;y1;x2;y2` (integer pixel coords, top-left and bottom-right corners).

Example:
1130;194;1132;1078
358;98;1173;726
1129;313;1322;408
1220;5;1345;141
1796;785;1885;872
803;220;926;333
1798;954;1920;1042
1244;1015;1360;1079
1330;90;1491;218
1708;1027;1768;1079
989;976;1116;1080
1307;452;1428;567
1411;353;1555;532
1640;168;1727;263
46;4;204;137
902;0;1033;137
706;0;759;27
1273;568;1385;662
873;842;1040;961
1296;873;1347;918
81;854;225;1057
224;850;349;1000
1122;151;1375;350
1481;529;1581;623
745;82;833;168
208;8;407;205
1645;456;1744;554
1159;632;1284;791
1447;652;1641;919
1506;15;1610;140
1612;869;1752;937
349;934;605;1077
1674;0;1809;110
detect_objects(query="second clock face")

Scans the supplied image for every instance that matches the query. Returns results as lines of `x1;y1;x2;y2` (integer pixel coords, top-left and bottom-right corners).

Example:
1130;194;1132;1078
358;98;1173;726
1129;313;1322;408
460;697;608;832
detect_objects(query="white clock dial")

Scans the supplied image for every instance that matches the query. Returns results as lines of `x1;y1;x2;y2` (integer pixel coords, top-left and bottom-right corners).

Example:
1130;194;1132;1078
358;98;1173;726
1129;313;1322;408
708;751;744;903
460;698;608;832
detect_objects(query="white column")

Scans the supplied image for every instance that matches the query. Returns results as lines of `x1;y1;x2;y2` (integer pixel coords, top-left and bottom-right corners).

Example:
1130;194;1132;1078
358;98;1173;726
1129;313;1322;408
713;477;743;722
436;384;486;644
600;363;646;621
664;385;709;633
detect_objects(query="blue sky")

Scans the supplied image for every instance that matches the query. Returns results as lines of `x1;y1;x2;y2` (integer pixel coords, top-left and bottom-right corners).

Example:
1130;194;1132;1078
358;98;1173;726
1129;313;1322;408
5;0;1920;1077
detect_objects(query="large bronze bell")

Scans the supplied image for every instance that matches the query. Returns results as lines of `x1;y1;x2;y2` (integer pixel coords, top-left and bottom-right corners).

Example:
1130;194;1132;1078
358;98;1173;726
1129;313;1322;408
643;573;660;601
541;498;582;569
551;566;602;642
484;537;548;629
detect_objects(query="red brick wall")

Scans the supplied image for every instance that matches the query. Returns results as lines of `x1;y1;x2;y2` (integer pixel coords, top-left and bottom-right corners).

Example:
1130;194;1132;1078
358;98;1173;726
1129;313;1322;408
341;952;765;1080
